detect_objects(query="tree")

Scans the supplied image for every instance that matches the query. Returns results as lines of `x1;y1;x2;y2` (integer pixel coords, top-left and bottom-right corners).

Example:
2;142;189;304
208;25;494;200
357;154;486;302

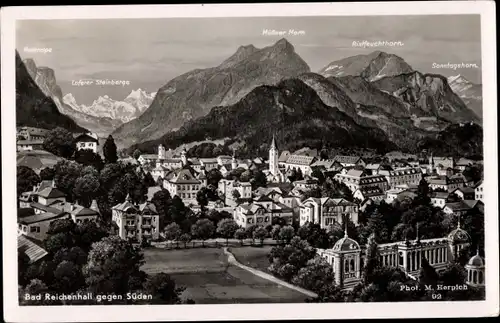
74;149;104;171
143;172;156;187
191;219;215;247
17;166;40;201
279;226;295;243
414;178;431;206
271;225;282;241
362;233;380;285
164;223;182;244
54;160;83;202
418;256;439;289
52;260;85;294
18;251;31;287
234;228;246;246
216;219;239;245
196;187;209;210
268;236;316;282
311;168;326;185
133;149;142;160
43;127;76;158
179;233;191;248
151;189;172;228
143;272;184;304
292;256;335;293
206;169;223;187
253;226;268;245
103;135;118;164
39;166;56;181
251;170;267;190
83;236;146;296
231;189;241;201
245;225;257;243
73;173;101;207
297;222;331;249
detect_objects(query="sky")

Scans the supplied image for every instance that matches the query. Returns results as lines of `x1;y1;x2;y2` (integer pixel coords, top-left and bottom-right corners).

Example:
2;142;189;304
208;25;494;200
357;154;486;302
17;15;482;105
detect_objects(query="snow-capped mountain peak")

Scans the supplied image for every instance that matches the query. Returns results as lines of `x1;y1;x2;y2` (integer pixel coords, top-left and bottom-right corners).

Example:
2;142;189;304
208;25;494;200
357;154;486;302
62;89;156;123
448;74;469;85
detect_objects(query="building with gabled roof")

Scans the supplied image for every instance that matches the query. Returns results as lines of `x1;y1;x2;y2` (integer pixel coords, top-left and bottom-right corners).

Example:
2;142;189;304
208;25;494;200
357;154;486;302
163;167;205;205
333;155;366;167
112;196;160;242
474;180;483;202
353;187;385;203
18;234;49;264
299;197;359;228
74;132;99;153
18;211;70;241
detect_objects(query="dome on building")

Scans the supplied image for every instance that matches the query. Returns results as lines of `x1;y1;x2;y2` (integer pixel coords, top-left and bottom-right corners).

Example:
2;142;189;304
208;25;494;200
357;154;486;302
447;219;471;244
332;230;360;252
467;252;485;267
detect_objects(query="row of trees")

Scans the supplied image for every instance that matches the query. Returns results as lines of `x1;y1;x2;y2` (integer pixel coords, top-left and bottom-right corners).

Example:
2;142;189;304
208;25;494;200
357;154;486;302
19;218;189;305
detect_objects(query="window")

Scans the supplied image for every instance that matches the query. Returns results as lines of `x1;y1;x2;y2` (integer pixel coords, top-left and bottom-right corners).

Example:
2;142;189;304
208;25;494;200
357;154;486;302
30;226;40;233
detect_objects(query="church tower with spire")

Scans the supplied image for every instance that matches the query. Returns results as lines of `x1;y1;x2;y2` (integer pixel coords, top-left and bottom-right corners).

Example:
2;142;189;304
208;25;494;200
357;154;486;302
269;134;279;176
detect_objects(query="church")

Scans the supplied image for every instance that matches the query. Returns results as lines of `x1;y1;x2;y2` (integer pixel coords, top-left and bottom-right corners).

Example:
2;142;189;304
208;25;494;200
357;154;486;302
264;135;287;183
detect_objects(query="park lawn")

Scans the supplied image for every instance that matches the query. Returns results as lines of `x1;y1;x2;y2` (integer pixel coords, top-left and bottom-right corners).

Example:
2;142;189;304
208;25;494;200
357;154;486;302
141;247;307;304
228;246;274;272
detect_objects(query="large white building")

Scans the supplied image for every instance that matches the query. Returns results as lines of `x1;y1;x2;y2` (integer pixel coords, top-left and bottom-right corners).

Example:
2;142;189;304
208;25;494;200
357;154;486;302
334;169;389;193
74;133;99;153
299;197;359;228
112;196;160;242
317;222;473;289
378;167;422;189
163;167;206;206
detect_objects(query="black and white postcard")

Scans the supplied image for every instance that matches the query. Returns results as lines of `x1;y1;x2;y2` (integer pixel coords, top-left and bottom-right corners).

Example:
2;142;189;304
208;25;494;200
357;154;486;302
1;2;498;321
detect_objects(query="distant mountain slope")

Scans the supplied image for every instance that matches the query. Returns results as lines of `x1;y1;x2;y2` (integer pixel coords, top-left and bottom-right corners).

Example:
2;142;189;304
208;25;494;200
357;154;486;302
112;38;311;149
417;122;483;158
127;79;396;156
447;74;482;120
22;57;119;136
64;89;156;124
371;71;480;124
16;51;86;132
319;51;413;81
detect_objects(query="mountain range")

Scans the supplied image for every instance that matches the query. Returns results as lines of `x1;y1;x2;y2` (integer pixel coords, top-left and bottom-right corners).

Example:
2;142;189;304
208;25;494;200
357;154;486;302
16;51;86;133
447;74;482;120
111;38;311;148
22;57;156;136
16;39;482;157
127;78;396;156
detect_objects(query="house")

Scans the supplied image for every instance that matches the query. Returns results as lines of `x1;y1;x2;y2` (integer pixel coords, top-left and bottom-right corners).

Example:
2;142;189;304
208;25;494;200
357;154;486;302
293;176;319;191
443;201;473;216
474;180;483;202
333;155;366;168
74;133;99;153
112;197;160;242
18;211;70;241
283;154;317;177
300;197;359;229
429;156;455;174
218;179;252;205
334;169;389;193
138;154;158;166
18;234;49;264
234;201;293;228
50;201;100;224
455;158;475;171
199;158;219;171
17;139;44;152
427;175;465;192
451;187;476;200
163;168;204;205
17;150;62;175
430;192;450;208
35;187;66;206
378;167;422;189
384;151;418;162
17;127;49;141
353;187;385;204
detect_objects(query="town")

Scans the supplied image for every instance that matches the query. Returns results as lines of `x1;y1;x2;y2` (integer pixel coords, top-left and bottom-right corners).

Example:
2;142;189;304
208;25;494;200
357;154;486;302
16;125;486;304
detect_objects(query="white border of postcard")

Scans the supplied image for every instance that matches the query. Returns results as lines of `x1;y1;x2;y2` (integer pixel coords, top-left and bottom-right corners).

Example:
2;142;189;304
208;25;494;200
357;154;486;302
2;1;498;321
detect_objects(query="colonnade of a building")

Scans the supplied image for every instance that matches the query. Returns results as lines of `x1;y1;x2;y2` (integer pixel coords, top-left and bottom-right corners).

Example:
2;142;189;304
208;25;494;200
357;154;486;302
377;244;450;272
467;268;484;285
